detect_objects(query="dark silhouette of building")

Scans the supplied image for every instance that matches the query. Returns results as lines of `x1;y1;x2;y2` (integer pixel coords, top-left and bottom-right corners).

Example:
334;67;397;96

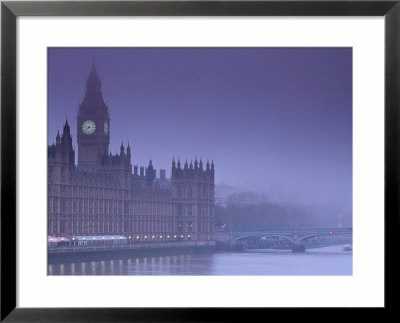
48;63;215;243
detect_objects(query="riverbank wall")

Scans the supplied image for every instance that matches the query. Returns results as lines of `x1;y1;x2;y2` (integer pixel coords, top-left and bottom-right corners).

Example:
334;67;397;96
48;241;216;264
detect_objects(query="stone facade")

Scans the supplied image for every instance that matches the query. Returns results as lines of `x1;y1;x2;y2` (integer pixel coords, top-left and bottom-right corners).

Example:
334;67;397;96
48;63;215;243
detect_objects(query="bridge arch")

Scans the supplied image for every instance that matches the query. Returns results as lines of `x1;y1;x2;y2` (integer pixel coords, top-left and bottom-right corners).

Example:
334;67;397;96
232;234;294;245
297;232;353;244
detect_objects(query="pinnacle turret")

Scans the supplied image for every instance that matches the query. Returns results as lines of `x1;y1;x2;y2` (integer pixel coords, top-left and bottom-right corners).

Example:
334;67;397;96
126;142;131;158
63;117;70;134
56;130;61;145
61;118;73;148
146;159;155;186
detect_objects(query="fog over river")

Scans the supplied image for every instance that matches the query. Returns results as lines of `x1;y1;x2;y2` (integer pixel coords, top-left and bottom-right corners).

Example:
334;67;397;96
48;245;352;276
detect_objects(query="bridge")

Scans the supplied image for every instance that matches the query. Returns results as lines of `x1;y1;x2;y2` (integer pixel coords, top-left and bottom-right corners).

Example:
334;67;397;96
227;227;352;253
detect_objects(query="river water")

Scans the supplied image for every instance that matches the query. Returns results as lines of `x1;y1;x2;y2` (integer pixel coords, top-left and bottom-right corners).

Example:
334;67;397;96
48;245;352;275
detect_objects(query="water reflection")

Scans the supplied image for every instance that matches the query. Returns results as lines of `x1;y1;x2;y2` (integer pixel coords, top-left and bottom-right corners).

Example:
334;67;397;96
48;245;352;276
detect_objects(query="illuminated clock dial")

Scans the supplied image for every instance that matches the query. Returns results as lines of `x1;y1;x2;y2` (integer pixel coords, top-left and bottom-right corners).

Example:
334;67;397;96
104;121;109;134
82;120;96;134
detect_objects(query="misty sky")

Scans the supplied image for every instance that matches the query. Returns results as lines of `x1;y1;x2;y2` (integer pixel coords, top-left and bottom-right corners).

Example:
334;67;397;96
48;47;352;211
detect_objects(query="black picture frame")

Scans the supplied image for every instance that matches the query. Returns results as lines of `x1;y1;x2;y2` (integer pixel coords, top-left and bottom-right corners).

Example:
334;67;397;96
1;0;399;321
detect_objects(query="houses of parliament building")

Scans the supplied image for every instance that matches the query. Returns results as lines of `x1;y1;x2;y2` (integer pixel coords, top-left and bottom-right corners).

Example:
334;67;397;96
48;63;215;243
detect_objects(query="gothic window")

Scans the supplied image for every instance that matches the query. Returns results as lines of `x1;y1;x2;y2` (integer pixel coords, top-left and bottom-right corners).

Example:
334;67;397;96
60;219;65;233
61;168;66;183
188;186;192;198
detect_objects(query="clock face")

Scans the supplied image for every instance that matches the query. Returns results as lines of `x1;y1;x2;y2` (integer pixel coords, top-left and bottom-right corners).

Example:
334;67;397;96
82;120;96;135
104;121;109;134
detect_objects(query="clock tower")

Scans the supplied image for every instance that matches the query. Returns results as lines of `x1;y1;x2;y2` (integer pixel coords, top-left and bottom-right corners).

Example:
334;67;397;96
77;62;110;171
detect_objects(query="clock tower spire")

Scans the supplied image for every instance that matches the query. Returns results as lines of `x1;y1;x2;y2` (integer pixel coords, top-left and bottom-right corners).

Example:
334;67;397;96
77;61;110;171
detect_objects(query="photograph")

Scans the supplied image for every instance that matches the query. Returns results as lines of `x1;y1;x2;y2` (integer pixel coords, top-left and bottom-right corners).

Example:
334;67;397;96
47;47;353;276
3;0;398;319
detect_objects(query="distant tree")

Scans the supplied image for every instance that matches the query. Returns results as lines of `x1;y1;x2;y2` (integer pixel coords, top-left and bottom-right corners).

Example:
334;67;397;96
214;192;352;231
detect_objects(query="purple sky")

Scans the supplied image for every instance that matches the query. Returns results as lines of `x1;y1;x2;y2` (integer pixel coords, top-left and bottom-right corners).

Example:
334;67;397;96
48;47;352;210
